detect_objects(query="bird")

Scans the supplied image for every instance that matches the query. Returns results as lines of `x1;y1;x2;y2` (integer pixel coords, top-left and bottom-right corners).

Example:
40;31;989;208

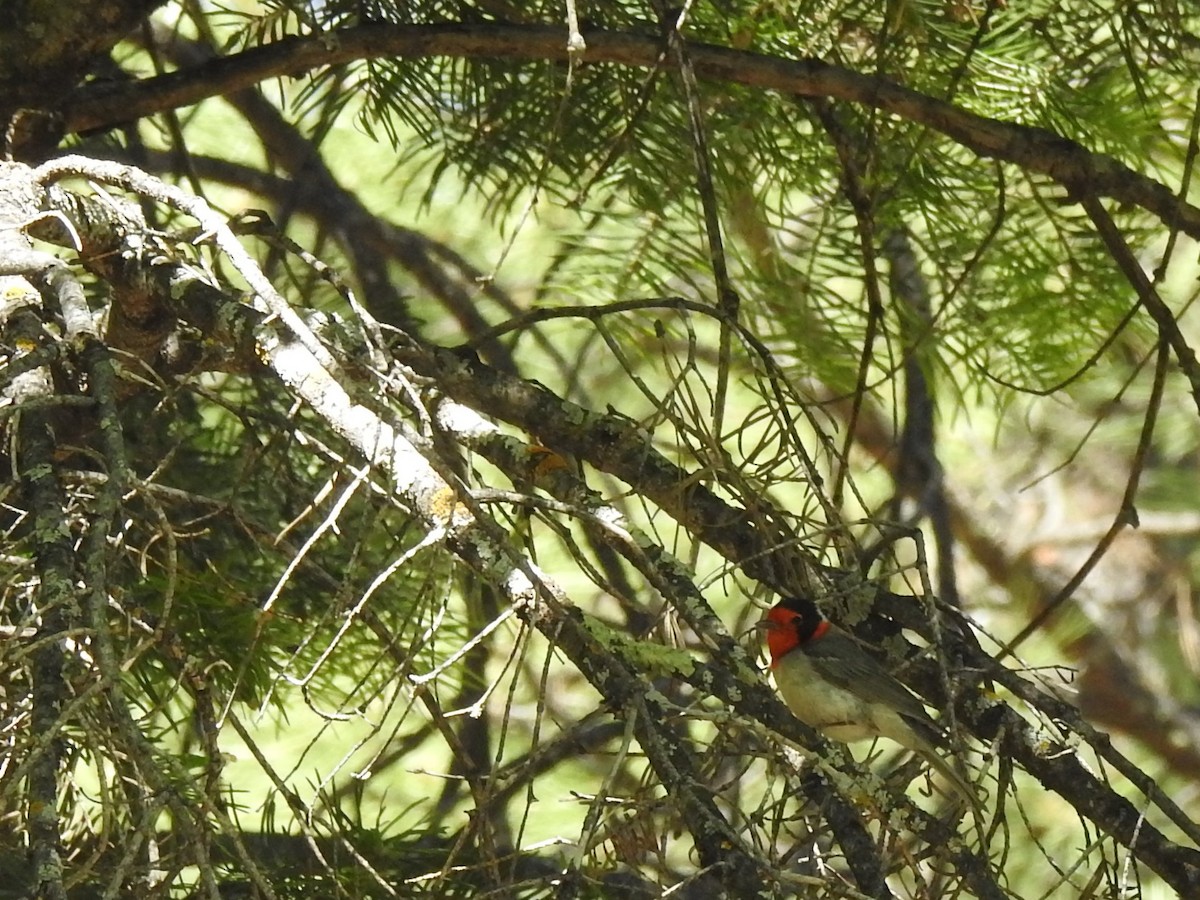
761;595;980;814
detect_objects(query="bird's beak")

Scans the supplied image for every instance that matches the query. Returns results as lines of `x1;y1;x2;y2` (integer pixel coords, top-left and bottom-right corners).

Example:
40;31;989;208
741;620;774;641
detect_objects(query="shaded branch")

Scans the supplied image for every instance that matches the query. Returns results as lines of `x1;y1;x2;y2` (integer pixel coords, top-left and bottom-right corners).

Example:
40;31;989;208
61;22;1200;239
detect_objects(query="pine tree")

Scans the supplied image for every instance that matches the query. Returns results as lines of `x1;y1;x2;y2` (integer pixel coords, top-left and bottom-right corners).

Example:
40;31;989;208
2;1;1199;896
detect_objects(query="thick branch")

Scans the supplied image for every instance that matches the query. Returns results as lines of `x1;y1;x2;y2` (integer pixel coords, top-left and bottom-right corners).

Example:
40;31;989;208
1;162;75;900
62;22;1200;239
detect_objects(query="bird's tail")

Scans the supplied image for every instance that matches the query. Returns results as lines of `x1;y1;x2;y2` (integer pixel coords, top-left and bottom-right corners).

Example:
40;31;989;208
920;742;985;826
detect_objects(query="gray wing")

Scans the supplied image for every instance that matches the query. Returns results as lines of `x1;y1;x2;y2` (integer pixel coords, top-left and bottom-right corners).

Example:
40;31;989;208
803;632;943;738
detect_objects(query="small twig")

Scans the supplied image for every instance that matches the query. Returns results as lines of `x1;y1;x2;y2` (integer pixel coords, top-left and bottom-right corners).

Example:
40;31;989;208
1080;192;1200;413
997;339;1168;658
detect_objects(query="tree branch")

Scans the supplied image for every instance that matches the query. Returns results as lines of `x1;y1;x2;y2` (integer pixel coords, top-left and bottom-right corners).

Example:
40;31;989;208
62;22;1200;239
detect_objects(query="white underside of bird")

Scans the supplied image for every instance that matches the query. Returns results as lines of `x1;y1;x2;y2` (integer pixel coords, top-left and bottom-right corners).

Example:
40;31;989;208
772;646;926;746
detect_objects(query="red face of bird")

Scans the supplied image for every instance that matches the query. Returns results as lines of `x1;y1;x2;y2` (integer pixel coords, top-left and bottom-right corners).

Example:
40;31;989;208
761;597;830;668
